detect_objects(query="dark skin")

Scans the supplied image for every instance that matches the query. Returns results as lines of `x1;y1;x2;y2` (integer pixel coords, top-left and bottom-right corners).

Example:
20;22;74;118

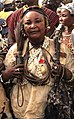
2;64;24;82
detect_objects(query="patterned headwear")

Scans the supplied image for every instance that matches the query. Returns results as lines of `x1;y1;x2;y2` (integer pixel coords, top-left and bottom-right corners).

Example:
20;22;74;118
22;5;48;18
22;5;49;28
60;2;74;15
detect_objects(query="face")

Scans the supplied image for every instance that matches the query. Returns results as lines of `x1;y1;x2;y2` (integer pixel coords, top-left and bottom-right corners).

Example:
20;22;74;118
62;0;72;4
56;0;61;5
59;9;74;27
23;11;46;45
56;7;61;17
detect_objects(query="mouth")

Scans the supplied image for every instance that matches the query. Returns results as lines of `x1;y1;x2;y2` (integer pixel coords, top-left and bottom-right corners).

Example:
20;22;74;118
30;29;40;34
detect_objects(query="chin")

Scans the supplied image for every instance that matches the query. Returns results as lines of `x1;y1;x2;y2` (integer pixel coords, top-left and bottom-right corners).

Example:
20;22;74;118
30;39;44;47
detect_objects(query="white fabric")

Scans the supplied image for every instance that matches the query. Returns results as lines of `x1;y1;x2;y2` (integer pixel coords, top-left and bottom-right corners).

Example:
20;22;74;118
60;2;74;15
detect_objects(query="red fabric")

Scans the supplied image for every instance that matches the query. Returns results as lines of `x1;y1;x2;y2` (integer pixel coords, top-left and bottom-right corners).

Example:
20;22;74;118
42;6;59;31
6;8;23;40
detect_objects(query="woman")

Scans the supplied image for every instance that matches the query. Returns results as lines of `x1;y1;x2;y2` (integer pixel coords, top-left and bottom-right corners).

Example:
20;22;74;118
57;3;74;53
2;6;74;119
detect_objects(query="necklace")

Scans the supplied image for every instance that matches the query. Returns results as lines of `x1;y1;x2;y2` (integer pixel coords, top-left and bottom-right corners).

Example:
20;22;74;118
61;32;72;49
27;36;50;79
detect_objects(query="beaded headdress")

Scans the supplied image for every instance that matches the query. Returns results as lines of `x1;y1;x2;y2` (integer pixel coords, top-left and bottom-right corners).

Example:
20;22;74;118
22;5;49;28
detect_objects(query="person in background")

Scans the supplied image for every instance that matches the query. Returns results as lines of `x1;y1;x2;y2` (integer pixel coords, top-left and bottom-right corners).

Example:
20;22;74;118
0;0;14;20
0;18;8;59
14;0;26;9
0;18;12;119
42;0;60;12
62;0;72;4
57;3;74;54
3;0;16;11
6;0;59;48
2;6;74;119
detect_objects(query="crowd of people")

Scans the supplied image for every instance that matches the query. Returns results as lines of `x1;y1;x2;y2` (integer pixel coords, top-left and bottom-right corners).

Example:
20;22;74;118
0;0;74;119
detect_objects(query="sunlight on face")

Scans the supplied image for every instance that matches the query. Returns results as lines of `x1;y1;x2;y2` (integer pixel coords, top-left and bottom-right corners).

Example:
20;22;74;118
23;11;46;45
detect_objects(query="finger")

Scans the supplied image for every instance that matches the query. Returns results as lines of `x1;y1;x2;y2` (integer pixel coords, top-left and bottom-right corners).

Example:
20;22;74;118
15;64;24;68
13;74;23;79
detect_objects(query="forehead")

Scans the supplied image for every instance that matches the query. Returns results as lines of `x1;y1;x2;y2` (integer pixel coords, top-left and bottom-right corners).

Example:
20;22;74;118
60;8;70;14
23;11;44;20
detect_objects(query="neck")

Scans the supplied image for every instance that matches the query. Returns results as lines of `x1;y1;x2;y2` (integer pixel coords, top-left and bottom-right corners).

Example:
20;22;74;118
68;26;74;33
64;25;74;34
30;38;44;48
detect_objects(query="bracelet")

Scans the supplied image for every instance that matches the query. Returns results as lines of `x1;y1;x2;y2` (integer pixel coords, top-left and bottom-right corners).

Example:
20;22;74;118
0;74;4;83
0;73;10;84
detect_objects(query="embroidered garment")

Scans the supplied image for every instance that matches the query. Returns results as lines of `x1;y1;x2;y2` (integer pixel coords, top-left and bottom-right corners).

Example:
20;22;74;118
4;36;74;119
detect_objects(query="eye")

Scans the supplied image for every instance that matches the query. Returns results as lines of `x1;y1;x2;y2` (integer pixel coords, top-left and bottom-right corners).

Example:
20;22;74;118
35;19;42;23
62;14;68;17
24;20;31;25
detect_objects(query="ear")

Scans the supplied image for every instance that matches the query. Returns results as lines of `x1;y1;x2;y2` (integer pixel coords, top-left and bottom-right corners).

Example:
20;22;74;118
45;26;50;34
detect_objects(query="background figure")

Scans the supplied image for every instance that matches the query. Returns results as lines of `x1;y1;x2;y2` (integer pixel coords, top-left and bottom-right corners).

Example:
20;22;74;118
2;0;16;11
57;2;74;53
3;6;74;119
0;18;12;119
14;0;27;9
42;0;60;12
0;0;14;21
0;18;8;57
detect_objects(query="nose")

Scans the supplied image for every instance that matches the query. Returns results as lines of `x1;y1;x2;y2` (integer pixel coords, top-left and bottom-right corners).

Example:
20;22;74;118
30;23;36;28
59;16;63;22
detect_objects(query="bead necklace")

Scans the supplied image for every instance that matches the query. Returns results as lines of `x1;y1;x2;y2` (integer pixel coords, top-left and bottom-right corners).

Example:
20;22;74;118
28;36;50;79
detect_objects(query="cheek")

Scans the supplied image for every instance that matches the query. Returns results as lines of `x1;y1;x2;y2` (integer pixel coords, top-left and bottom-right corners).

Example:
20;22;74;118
63;18;71;25
60;17;69;23
40;23;46;33
23;25;29;35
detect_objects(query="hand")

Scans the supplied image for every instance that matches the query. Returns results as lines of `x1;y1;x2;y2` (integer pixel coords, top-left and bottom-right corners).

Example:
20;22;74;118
2;64;24;82
51;63;72;81
51;63;63;78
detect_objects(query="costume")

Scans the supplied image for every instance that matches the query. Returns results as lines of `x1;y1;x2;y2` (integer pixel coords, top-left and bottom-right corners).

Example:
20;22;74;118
4;36;74;119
